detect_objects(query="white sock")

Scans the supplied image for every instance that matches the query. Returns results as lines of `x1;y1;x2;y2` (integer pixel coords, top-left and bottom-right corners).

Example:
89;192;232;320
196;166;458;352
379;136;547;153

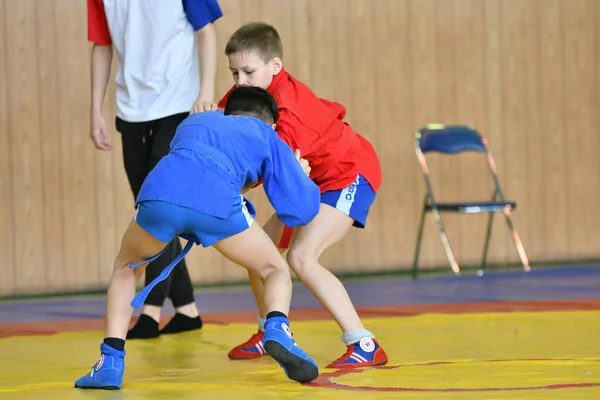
341;329;374;346
257;316;266;332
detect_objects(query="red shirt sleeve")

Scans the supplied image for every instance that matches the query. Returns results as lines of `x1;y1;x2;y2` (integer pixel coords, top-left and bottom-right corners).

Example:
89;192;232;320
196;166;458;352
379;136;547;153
87;0;112;45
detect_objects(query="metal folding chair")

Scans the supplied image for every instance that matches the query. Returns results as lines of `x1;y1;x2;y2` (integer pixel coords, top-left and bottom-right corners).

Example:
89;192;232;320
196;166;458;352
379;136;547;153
411;124;530;277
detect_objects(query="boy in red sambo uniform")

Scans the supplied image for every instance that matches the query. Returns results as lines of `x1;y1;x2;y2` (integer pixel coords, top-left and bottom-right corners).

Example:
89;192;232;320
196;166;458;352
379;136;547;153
217;22;388;369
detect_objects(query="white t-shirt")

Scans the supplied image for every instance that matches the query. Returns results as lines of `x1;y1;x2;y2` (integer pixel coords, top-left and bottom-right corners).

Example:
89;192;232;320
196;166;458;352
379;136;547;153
87;0;223;122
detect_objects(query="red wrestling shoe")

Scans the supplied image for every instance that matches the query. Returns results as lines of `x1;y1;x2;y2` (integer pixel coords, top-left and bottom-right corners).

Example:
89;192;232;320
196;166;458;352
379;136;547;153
227;330;268;360
326;338;388;368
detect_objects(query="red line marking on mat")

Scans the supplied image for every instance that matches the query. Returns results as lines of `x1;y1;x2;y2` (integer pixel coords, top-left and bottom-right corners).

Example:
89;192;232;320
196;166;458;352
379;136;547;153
1;299;599;338
306;359;600;392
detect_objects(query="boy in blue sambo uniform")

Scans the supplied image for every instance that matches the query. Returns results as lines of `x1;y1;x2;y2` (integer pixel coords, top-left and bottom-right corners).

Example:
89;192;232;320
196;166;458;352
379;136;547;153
74;86;320;389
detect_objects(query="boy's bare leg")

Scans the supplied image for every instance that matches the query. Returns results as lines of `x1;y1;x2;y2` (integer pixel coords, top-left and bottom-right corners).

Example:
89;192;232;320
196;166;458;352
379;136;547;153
239;206;358;329
75;219;169;390
287;203;387;368
228;214;292;360
105;220;170;339
247;213;288;319
214;221;291;314
213;221;318;383
286;204;360;331
230;204;388;368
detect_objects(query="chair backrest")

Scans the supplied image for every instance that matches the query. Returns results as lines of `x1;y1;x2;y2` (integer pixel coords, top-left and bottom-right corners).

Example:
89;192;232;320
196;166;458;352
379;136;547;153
414;124;505;203
416;124;486;155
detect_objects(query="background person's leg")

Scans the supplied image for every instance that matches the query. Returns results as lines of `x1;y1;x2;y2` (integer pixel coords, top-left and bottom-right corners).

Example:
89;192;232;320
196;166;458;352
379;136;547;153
116;117;172;338
159;254;203;334
129;113;201;338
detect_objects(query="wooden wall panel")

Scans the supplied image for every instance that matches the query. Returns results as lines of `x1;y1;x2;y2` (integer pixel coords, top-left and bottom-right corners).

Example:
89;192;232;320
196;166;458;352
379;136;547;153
371;0;415;271
562;0;599;259
5;0;46;293
500;0;535;262
537;0;568;260
483;0;510;265
0;0;16;295
36;0;64;290
344;0;382;274
0;0;599;296
453;0;489;263
54;0;101;292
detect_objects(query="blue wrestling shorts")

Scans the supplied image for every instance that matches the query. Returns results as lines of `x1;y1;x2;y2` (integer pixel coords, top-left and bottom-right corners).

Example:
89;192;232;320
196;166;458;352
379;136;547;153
320;174;377;228
135;195;255;247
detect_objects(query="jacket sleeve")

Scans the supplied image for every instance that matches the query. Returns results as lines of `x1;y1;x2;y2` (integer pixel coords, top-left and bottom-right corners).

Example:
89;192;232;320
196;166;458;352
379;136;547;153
262;138;320;227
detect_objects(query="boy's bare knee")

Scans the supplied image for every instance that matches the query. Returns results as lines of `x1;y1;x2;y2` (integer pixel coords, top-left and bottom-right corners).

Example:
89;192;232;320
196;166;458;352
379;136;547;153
255;262;288;281
286;245;318;279
113;253;145;276
111;258;145;284
113;254;131;270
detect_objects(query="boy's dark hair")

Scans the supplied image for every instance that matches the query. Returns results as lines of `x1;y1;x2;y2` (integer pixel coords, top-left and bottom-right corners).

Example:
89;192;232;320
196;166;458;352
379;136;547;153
223;86;279;125
225;22;283;62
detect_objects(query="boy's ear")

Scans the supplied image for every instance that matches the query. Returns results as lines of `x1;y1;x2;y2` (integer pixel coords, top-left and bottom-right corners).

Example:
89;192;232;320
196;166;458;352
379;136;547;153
271;123;277;129
272;57;283;75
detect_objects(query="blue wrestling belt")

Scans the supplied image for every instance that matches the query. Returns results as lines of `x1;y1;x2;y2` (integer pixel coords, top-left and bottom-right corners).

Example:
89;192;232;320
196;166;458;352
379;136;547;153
127;195;257;310
128;233;200;310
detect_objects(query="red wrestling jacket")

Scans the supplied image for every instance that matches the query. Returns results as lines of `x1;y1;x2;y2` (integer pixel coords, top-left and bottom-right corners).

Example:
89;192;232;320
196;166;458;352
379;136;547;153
218;68;382;194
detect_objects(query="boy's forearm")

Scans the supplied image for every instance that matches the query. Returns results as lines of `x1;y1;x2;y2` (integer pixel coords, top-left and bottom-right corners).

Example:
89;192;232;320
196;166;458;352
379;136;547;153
195;24;217;100
90;43;113;114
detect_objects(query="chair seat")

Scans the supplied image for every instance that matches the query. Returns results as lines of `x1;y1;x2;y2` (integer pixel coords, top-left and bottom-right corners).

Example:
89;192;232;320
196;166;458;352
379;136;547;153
425;201;516;213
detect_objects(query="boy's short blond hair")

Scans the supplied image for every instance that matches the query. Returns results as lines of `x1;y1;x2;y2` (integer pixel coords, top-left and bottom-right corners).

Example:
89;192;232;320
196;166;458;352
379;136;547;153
225;22;283;62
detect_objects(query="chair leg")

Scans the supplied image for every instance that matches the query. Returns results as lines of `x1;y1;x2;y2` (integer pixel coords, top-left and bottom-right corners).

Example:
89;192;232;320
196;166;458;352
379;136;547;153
431;209;460;274
411;206;427;279
480;211;495;274
502;209;531;272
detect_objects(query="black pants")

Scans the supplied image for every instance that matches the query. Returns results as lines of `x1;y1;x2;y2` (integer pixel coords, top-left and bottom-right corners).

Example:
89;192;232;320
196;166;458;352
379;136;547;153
116;113;195;308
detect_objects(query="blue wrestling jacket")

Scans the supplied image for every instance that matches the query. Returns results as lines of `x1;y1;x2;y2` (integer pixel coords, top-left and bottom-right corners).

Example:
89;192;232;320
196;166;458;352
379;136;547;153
135;111;320;227
129;112;320;310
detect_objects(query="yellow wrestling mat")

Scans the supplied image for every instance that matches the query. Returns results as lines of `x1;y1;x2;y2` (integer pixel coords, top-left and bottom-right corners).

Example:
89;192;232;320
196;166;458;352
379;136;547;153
1;311;599;399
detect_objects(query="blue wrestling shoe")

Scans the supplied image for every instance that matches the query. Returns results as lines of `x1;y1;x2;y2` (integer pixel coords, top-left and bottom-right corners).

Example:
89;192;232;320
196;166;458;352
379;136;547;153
74;343;125;390
263;316;319;383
